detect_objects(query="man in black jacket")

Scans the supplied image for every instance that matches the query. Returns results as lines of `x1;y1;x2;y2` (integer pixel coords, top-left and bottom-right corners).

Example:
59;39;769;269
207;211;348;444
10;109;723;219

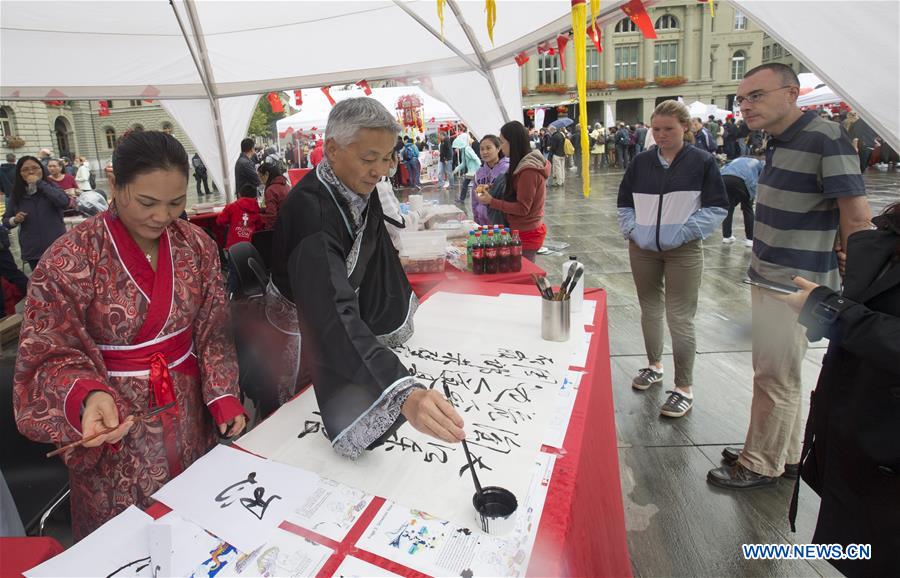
548;126;566;187
235;138;261;195
438;133;454;189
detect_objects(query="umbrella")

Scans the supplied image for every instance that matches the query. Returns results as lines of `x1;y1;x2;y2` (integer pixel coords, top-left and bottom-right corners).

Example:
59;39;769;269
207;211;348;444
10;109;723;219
550;117;574;129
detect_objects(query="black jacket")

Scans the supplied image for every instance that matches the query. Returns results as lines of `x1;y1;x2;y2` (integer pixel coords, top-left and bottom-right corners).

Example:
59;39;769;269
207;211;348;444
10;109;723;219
794;218;900;576
549;131;566;157
234;154;260;193
3;180;69;261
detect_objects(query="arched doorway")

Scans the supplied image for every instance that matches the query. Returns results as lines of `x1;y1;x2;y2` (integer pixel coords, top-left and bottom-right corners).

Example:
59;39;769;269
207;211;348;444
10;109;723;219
54;116;73;158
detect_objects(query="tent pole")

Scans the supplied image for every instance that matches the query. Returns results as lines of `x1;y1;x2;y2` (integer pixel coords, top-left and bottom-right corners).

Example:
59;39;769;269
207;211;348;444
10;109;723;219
391;1;490;82
445;0;509;123
169;0;234;201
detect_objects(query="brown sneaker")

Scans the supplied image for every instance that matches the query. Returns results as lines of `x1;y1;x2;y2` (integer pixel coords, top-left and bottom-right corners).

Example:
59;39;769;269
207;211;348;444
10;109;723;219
707;463;777;490
721;447;799;479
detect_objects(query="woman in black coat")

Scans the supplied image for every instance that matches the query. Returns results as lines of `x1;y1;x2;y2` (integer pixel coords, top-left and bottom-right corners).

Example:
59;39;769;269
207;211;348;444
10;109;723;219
779;203;900;577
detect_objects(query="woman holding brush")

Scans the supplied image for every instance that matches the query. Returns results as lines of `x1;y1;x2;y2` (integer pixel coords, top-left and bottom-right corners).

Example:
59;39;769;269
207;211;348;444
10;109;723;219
13;131;245;540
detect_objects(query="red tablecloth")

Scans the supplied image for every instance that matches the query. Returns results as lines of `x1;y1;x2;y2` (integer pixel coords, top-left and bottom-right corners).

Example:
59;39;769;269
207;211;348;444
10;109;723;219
0;537;64;578
146;280;629;577
406;257;546;298
187;211;226;248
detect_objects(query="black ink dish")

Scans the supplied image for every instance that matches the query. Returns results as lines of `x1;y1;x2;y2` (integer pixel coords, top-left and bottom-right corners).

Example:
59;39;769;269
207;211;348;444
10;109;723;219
473;486;518;535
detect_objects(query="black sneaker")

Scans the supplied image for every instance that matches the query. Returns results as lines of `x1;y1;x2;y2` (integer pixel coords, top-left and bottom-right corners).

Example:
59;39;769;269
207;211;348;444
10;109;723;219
707;463;777;490
721;447;799;479
632;367;663;390
660;390;693;417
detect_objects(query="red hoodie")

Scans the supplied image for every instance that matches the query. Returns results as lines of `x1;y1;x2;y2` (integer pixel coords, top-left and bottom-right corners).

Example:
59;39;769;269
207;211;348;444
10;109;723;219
309;143;324;167
487;150;550;233
216;196;263;249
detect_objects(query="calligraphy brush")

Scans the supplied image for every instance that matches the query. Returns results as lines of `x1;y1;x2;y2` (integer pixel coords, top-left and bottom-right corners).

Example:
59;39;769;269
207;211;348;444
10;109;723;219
440;382;484;499
530;273;548;300
46;401;176;458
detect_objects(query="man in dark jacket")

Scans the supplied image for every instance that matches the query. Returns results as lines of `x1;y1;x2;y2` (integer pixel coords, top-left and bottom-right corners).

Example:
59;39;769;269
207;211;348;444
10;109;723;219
548;126;567;187
192;153;211;196
0;154;15;202
723;117;740;159
691;118;717;153
235;137;261;195
438;133;454;189
615;123;632;169
634;122;648;154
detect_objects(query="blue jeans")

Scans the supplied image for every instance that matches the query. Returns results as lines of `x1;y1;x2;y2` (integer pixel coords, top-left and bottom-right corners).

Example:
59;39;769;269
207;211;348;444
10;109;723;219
406;159;421;187
439;160;454;187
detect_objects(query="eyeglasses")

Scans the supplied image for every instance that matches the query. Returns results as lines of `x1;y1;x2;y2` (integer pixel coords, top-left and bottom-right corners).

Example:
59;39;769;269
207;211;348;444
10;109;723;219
735;86;796;106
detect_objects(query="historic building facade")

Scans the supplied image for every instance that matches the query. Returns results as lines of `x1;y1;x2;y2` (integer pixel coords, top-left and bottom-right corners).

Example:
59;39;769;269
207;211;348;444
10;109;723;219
520;0;766;125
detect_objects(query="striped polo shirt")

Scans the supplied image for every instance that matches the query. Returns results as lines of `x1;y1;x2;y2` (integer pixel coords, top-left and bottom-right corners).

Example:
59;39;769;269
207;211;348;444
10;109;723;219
749;111;865;290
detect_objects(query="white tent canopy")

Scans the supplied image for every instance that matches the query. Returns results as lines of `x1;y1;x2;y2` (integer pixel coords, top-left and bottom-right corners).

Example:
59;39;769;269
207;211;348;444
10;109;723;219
2;1;897;197
688;101;731;122
797;85;842;108
276;85;458;137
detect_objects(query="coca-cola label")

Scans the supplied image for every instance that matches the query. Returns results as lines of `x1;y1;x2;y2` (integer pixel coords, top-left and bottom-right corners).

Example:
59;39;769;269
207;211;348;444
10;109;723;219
473;248;484;258
486;248;498;258
499;247;511;257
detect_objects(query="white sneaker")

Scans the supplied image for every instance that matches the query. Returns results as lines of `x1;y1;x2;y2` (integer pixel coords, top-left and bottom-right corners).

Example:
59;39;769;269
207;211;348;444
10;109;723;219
442;183;450;189
743;239;754;247
722;236;736;244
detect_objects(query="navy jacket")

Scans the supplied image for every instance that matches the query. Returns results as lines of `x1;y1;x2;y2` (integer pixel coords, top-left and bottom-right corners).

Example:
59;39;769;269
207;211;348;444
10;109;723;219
617;145;728;251
3;180;70;261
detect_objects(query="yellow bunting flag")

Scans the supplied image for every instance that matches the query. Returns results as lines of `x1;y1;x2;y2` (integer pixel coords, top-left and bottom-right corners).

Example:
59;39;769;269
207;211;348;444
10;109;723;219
486;0;497;45
437;0;445;38
572;0;590;198
590;0;601;37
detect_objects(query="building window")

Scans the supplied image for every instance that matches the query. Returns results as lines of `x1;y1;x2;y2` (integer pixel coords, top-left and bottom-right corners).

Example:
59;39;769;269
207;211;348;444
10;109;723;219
762;46;770;61
614;17;637;33
772;43;783;58
129;100;142;107
614;45;640;80
162;122;173;135
0;107;13;138
105;127;117;149
734;10;747;30
654;42;679;77
537;54;561;85
586;47;602;81
655;14;678;30
731;50;747;81
131;124;145;132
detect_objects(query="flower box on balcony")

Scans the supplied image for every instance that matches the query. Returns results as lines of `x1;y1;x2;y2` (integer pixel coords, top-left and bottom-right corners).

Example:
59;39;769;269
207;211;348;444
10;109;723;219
654;76;687;88
535;83;569;94
3;135;25;149
586;80;609;90
614;78;647;91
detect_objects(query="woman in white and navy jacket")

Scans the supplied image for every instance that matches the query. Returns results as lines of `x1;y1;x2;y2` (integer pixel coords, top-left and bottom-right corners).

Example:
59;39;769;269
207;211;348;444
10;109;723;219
617;100;728;419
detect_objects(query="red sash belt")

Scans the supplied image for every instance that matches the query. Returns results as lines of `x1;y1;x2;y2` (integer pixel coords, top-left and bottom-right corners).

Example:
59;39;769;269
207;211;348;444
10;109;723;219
98;328;199;477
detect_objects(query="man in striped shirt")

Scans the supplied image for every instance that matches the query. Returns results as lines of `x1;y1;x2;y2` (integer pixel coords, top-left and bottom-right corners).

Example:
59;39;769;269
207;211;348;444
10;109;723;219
708;64;871;490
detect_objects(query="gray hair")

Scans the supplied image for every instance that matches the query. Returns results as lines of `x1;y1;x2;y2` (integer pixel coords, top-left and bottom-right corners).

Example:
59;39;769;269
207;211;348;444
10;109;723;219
325;97;401;146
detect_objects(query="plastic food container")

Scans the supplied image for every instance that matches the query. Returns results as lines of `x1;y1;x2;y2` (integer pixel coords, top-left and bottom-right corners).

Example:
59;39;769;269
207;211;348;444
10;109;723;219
399;231;447;274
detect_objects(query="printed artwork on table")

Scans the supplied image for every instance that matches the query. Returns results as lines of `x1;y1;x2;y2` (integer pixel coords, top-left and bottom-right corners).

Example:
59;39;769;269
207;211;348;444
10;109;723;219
187;527;333;577
284;477;374;542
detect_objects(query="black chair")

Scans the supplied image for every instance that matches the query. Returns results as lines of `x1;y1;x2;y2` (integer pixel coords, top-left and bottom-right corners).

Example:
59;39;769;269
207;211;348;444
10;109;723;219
251;230;274;273
0;358;70;535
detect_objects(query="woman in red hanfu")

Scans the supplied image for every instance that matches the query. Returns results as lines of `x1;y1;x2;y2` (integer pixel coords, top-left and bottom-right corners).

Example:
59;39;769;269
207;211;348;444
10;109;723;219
13;131;246;540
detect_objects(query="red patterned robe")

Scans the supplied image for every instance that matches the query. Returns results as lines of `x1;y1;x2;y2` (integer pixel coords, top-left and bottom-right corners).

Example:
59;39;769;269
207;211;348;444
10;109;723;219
14;213;243;540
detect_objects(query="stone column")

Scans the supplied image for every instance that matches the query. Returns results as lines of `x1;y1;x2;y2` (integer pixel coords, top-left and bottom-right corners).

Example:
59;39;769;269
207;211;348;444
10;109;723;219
603;23;615;82
643;36;655;81
564;42;577;87
642;98;656;124
684;4;697;80
526;58;538;89
700;3;712;80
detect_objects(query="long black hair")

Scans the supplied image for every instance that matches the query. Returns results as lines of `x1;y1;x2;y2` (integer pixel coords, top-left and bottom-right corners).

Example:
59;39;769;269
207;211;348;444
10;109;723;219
875;202;900;263
500;121;531;200
112;130;189;189
257;161;284;187
11;155;48;205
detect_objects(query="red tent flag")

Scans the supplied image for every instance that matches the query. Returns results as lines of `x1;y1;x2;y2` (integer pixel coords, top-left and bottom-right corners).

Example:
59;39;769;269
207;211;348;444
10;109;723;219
514;51;530;67
556;34;570;71
266;92;284;113
98;100;110;117
621;0;656;39
321;86;336;106
587;19;602;52
356;80;373;96
293;89;303;106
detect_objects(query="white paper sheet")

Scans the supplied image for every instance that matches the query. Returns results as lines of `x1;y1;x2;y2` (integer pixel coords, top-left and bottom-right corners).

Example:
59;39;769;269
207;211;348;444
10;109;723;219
354;453;556;577
185;526;333;578
25;506;153;578
569;331;593;368
152;444;318;553
541;370;584;449
239;292;577;530
152;512;223;578
284;477;373;542
332;555;400;577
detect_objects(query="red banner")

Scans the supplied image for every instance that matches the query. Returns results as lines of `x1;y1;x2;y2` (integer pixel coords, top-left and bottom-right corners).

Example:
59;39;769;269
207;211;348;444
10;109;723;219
266;92;284;113
98;100;110;117
556;34;570;71
293;89;303;106
356;80;373;96
587;19;603;52
622;0;657;39
514;51;530;67
321;86;336;106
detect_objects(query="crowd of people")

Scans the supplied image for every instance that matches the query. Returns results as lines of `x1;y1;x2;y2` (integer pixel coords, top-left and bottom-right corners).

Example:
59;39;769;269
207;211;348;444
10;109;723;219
1;60;896;575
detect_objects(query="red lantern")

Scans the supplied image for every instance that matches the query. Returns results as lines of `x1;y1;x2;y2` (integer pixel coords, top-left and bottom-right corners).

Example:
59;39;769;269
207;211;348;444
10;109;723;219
395;94;425;129
527;109;536;118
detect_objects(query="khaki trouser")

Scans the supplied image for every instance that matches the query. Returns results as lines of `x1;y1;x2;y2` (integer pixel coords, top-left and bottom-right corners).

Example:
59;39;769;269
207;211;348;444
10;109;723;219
551;155;566;186
738;286;808;477
628;239;703;389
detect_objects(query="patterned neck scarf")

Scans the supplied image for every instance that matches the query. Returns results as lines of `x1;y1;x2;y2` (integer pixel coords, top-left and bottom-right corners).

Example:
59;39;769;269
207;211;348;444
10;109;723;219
317;157;370;232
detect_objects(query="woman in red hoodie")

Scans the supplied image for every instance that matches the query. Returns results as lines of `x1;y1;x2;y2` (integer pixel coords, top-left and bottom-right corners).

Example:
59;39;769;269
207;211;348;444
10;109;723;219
476;121;550;261
216;183;263;249
257;162;290;230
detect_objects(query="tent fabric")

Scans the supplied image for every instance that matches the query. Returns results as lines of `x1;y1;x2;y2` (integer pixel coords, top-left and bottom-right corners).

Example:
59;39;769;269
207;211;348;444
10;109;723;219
797;85;842;108
275;85;458;137
729;0;898;151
